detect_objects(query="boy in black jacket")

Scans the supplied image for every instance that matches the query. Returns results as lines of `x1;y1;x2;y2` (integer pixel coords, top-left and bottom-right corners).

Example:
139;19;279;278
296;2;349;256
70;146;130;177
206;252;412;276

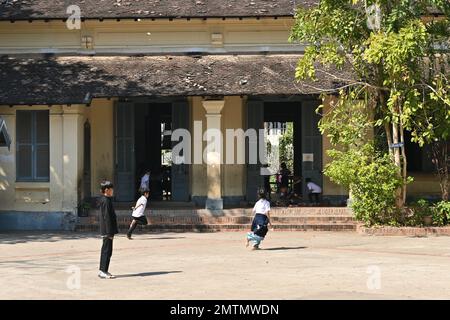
98;181;118;279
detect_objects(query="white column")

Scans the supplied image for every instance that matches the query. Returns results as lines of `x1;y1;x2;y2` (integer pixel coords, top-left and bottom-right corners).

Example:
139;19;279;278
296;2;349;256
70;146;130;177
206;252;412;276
202;100;225;210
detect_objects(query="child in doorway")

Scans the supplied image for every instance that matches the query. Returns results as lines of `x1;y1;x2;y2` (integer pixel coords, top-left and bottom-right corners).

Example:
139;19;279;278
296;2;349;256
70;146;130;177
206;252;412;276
305;178;322;204
139;170;151;193
127;189;150;239
246;189;273;250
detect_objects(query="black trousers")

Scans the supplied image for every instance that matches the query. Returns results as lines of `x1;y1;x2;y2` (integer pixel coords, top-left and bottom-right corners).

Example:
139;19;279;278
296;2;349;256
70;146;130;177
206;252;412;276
308;193;320;204
127;216;148;237
99;236;113;273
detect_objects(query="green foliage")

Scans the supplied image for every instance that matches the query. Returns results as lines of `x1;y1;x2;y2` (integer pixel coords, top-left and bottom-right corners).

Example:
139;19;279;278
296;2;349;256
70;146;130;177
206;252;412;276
414;199;433;225
279;123;294;172
290;0;450;216
318;92;373;148
404;200;450;226
433;201;450;226
324;144;405;226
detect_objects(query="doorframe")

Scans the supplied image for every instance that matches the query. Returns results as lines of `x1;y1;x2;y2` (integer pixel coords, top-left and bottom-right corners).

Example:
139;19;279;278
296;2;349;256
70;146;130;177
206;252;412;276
114;97;192;202
113;100;136;202
247;95;323;198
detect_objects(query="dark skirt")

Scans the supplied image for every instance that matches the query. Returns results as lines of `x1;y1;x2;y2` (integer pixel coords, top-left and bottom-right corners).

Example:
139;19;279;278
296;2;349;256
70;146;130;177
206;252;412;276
251;213;269;238
132;216;148;225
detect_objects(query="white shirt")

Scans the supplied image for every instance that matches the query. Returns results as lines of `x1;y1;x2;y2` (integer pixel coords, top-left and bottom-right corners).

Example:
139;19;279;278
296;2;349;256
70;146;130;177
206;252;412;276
140;174;150;190
307;182;322;194
253;199;271;215
132;196;148;218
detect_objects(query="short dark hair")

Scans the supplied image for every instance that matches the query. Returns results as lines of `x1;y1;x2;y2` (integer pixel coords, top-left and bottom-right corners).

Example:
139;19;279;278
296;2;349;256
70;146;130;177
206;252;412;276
257;187;266;199
140;188;150;196
305;178;312;183
100;180;114;193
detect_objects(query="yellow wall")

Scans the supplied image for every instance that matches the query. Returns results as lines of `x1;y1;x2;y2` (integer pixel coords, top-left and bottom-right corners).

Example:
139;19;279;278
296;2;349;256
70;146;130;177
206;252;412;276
321;96;348;196
0;18;300;54
0;99;116;212
409;173;443;195
0;105;86;213
222;96;246;197
85;98;115;197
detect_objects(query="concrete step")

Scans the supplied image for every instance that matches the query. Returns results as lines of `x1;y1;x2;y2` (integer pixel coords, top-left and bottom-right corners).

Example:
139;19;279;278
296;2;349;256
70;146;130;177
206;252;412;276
80;215;355;225
86;207;352;218
77;207;356;232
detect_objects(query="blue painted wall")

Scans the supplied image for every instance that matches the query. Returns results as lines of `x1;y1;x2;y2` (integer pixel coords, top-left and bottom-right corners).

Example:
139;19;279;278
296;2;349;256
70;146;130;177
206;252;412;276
0;211;77;231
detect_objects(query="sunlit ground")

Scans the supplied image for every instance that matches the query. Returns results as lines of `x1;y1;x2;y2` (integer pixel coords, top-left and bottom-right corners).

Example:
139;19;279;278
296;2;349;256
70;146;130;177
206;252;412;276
1;231;450;300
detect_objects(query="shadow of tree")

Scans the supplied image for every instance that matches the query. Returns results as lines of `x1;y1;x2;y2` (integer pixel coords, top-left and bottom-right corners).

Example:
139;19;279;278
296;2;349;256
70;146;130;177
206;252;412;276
0;231;191;244
0;55;150;105
0;0;48;20
0;54;344;105
0;0;316;21
0;231;99;244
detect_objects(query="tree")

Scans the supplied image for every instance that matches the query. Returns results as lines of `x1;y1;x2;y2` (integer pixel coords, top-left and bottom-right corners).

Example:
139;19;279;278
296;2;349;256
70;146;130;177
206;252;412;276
407;61;450;200
290;0;450;211
279;122;294;172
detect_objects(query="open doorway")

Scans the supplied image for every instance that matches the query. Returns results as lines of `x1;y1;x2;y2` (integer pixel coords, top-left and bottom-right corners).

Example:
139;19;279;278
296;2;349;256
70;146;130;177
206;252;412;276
264;102;302;204
135;103;173;201
115;100;190;203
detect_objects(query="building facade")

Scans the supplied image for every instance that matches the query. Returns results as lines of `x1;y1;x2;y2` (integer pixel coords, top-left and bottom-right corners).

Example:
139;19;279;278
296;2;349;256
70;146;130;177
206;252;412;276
0;1;442;230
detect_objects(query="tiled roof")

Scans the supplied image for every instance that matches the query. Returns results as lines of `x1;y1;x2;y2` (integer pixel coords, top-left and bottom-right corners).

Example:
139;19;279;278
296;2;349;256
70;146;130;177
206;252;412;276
0;54;353;104
0;0;318;20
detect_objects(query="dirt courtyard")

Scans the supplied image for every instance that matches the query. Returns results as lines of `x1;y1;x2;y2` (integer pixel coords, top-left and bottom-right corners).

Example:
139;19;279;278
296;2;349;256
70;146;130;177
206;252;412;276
1;231;450;300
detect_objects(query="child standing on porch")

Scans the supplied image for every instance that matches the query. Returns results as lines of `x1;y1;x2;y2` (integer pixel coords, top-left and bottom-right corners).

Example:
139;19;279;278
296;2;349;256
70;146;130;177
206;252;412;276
127;189;150;239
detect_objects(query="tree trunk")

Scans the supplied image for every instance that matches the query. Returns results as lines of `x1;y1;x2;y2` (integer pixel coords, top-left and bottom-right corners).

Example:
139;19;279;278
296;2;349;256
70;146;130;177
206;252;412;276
399;105;408;205
385;123;394;157
392;121;404;208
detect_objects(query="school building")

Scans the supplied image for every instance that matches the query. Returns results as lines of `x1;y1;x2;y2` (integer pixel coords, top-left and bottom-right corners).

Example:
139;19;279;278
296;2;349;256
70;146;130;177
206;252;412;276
0;1;442;230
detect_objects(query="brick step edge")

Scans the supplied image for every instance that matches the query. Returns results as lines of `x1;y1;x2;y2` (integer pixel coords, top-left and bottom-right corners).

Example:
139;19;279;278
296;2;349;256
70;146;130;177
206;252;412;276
80;217;356;224
357;225;450;236
88;208;352;218
75;224;357;232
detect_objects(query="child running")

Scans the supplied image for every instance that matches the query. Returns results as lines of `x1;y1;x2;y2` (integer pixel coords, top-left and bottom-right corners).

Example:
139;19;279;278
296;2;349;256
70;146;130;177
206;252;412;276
246;189;273;250
126;188;150;239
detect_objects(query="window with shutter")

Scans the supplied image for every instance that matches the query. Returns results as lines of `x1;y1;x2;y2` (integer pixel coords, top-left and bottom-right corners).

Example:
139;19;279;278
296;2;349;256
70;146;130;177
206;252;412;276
16;110;49;181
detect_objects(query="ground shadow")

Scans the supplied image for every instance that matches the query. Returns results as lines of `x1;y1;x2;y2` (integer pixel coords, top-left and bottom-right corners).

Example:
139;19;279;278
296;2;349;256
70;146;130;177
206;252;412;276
0;232;99;245
262;246;307;251
115;271;182;279
133;236;186;240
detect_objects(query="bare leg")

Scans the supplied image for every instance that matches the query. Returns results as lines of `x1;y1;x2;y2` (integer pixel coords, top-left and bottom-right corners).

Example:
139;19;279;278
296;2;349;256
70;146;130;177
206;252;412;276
127;220;138;239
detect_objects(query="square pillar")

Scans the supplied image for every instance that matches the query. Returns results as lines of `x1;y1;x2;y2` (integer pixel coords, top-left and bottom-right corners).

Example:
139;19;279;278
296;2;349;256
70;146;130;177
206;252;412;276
61;106;84;213
202;100;225;210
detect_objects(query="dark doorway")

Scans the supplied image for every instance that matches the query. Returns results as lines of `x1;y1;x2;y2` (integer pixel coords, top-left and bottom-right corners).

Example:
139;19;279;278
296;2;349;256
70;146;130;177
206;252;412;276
115;100;190;203
245;98;322;204
135;103;172;201
264;102;303;195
